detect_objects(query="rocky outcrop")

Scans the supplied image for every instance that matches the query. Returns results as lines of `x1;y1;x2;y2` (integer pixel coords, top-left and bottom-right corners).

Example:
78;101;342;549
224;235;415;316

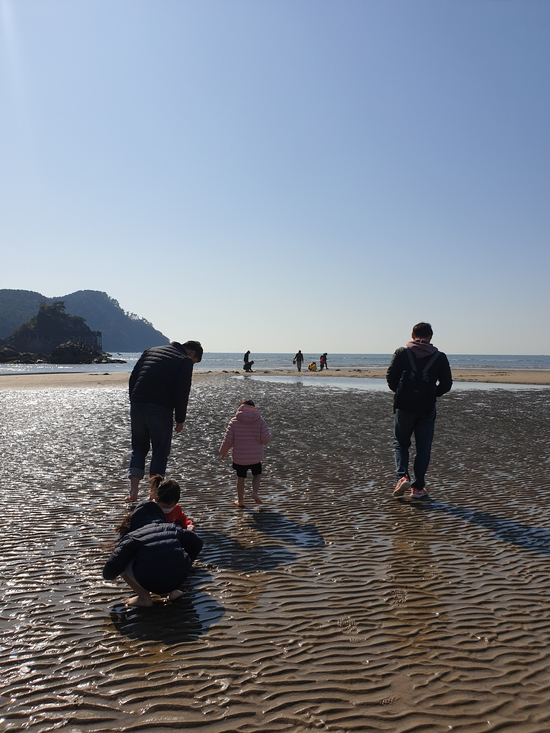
0;341;125;365
48;342;126;364
0;344;47;364
9;302;101;353
0;303;126;365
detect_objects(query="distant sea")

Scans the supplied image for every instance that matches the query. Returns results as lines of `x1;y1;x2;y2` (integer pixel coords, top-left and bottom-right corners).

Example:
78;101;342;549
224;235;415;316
1;352;549;376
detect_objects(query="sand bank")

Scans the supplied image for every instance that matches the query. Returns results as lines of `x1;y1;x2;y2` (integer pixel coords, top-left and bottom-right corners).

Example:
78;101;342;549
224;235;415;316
1;366;550;389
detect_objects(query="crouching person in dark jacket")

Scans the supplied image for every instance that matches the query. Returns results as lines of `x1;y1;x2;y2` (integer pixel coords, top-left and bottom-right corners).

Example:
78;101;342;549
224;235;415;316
103;502;203;607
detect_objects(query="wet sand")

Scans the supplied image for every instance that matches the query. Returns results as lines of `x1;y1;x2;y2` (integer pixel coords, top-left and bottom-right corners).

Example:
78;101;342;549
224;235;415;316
238;367;550;385
1;374;550;731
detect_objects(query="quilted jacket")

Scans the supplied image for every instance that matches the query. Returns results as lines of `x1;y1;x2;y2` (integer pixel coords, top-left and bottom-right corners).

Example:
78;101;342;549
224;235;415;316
219;404;271;465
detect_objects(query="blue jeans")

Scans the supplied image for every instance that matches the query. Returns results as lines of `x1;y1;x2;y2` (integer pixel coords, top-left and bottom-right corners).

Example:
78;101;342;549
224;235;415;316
129;403;174;479
393;407;436;490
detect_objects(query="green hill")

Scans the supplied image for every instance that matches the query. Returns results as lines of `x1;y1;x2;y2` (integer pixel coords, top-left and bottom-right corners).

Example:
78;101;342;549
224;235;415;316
0;289;169;352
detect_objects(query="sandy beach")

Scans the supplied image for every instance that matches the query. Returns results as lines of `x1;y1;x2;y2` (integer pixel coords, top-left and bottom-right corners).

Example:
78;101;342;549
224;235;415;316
1;366;550;389
1;372;550;731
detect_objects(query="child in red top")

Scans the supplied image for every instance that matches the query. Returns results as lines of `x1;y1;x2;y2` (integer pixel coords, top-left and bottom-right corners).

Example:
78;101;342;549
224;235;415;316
149;475;195;531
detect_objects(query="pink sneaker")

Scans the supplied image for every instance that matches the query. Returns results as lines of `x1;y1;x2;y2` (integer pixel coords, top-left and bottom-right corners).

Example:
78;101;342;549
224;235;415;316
410;487;429;500
393;476;411;497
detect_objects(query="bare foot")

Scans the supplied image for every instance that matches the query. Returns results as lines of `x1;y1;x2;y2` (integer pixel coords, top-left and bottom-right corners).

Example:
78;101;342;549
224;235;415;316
251;493;263;505
125;594;153;607
126;477;140;503
125;494;138;503
168;589;184;601
233;500;245;508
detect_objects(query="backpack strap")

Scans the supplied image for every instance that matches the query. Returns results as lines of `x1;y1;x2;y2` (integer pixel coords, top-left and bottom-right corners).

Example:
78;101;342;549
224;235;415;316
405;348;440;377
405;348;417;373
421;350;441;378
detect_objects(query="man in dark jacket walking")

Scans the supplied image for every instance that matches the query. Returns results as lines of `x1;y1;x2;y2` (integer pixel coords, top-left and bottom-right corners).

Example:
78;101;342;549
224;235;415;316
127;340;203;501
386;323;452;500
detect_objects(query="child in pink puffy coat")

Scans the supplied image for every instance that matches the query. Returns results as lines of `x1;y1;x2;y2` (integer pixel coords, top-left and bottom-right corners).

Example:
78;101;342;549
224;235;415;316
220;399;271;507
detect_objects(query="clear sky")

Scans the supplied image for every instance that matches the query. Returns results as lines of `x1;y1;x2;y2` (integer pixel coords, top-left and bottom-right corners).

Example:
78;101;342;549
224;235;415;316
1;0;549;355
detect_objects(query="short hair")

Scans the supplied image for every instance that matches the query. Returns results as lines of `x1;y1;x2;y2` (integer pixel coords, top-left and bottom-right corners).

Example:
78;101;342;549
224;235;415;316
239;399;255;407
412;322;433;339
149;475;181;504
183;340;203;362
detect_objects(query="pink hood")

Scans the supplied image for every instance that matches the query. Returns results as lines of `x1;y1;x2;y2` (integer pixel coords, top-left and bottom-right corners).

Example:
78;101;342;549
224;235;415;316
235;404;262;423
220;404;271;465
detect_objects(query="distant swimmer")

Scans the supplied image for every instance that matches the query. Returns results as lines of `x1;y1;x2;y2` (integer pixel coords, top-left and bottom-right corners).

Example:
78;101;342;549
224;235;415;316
293;350;304;372
386;322;452;501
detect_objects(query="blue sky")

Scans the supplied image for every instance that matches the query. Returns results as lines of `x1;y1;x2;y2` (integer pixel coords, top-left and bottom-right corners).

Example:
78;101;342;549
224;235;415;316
1;0;549;354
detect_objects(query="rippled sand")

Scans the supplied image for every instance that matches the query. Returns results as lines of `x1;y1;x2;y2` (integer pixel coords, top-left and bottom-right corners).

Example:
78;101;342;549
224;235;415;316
1;376;550;732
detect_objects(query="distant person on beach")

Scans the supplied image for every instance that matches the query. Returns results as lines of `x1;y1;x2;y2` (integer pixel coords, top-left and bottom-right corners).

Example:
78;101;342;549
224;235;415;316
243;360;254;373
308;361;317;371
103;480;203;607
127;340;203;502
149;474;195;531
220;399;271;507
386;322;452;500
293;350;304;372
243;351;251;368
319;353;328;370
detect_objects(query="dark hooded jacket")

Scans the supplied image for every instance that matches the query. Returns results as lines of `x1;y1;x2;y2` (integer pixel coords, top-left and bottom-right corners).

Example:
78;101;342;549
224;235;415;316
128;500;167;531
102;501;203;595
386;339;452;414
129;342;194;423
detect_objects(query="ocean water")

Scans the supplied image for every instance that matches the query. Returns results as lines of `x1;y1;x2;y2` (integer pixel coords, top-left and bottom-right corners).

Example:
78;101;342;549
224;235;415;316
1;352;549;376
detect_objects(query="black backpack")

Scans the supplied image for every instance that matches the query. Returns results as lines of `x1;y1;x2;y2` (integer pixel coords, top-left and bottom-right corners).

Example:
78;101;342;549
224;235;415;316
394;349;441;415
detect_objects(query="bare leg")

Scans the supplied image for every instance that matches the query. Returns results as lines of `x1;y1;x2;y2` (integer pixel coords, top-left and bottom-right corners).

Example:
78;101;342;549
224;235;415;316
126;476;140;502
251;474;263;504
234;476;245;507
121;573;153;607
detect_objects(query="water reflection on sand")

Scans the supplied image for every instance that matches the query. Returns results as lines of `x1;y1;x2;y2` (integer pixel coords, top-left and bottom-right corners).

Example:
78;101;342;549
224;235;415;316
240;374;550;391
1;377;550;732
